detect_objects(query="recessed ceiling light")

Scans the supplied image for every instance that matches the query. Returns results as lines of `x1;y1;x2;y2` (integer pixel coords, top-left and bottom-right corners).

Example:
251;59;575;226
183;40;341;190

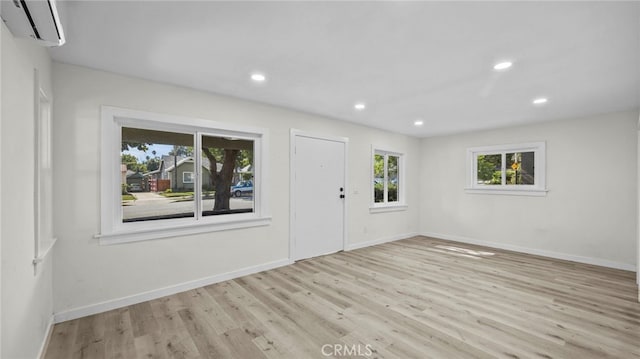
354;102;366;111
532;97;548;105
414;119;424;126
250;72;266;82
493;61;513;71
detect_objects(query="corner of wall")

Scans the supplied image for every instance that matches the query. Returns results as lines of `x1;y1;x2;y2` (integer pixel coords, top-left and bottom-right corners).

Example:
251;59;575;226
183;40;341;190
418;111;639;274
1;22;55;359
636;111;640;292
0;18;4;358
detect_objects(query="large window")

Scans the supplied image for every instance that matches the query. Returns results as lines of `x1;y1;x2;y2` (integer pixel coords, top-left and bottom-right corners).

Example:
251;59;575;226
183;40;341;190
371;147;406;212
466;142;546;196
101;107;270;244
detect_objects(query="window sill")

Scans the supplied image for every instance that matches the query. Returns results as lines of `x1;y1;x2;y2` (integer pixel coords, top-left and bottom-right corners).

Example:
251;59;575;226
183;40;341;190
96;216;272;245
464;188;548;197
369;204;408;213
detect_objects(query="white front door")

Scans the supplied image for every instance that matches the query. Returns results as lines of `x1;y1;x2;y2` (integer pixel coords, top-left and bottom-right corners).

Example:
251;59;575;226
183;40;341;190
292;133;346;261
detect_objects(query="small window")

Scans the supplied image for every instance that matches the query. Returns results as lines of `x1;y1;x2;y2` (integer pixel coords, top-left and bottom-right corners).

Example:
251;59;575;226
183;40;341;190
101;107;270;244
467;142;546;196
183;171;194;184
371;147;406;212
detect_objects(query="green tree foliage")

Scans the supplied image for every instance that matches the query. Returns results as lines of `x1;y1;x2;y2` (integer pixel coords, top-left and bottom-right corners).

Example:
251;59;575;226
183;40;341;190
121;141;153;173
121;153;138;167
121;153;147;173
122;153;162;174
237;149;252;168
388;155;398;201
374;154;384;202
145;155;161;172
374;154;384;176
121;141;149;152
477;154;502;184
373;154;399;202
169;145;193;157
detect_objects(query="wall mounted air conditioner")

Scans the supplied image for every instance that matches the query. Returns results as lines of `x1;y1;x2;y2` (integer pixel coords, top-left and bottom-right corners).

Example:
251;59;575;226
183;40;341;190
1;0;65;47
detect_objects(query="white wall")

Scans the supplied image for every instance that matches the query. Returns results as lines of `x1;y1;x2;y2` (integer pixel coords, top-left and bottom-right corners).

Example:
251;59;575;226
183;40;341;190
1;23;55;358
420;111;638;270
0;18;3;357
52;63;420;317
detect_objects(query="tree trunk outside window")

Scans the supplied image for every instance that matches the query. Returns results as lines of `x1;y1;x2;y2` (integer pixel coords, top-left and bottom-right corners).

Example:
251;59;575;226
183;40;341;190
203;148;239;212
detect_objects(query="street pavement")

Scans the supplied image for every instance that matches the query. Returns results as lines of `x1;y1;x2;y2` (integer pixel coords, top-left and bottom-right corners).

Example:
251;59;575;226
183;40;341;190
123;192;252;220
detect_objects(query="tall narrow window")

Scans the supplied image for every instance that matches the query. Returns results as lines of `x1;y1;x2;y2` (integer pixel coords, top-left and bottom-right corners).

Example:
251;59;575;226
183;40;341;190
387;154;399;202
371;147;406;211
34;77;56;264
101;107;270;244
373;153;385;203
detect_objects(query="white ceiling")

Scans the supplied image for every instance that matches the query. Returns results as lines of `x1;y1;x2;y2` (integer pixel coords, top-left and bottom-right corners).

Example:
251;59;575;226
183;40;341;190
50;1;640;137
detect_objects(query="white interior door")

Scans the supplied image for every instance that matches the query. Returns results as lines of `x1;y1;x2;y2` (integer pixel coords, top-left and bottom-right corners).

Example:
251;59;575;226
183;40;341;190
292;134;346;261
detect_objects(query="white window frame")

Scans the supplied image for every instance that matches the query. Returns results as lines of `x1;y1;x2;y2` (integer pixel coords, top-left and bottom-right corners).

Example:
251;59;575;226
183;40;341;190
466;141;547;196
182;171;194;184
33;69;57;268
99;106;271;245
370;146;407;213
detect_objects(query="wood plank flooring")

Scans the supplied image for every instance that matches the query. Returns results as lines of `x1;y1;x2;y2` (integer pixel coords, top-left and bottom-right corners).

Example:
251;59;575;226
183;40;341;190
44;236;640;358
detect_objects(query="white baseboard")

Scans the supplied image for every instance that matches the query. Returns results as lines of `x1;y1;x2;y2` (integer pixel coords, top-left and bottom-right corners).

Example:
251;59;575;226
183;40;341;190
346;232;419;251
37;316;55;359
53;258;293;323
421;231;637;272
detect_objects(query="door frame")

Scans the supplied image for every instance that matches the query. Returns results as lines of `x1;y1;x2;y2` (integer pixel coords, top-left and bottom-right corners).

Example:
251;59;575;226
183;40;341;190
289;129;349;261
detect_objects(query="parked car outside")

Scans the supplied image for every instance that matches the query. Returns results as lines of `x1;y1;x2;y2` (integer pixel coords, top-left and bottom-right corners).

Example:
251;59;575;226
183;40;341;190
230;180;253;197
128;183;142;192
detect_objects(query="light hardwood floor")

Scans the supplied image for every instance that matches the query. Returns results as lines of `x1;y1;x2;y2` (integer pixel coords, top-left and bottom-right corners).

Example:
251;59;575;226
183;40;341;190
44;236;640;358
